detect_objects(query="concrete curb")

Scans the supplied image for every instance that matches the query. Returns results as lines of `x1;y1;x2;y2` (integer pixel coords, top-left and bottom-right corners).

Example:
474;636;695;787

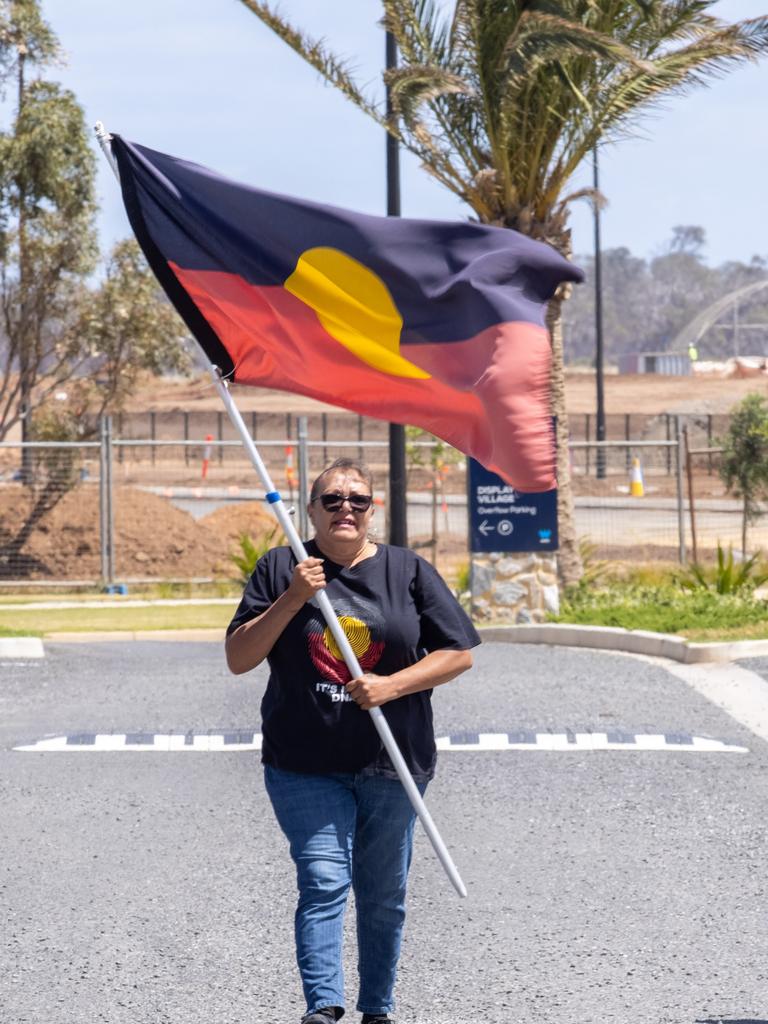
6;625;768;664
0;637;45;658
477;623;768;664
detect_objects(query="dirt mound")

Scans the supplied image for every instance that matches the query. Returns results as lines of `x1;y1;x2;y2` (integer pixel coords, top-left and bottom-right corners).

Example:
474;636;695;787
0;484;234;580
111;489;230;579
199;501;281;548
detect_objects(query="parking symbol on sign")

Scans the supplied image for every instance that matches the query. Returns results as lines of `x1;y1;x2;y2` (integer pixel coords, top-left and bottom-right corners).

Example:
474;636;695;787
497;520;513;536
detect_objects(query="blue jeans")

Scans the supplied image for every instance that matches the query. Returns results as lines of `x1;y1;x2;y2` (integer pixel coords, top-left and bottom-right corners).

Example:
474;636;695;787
264;765;427;1018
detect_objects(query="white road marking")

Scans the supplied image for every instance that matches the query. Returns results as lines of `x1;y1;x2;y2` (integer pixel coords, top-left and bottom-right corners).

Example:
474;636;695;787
663;660;768;746
14;731;748;753
435;732;746;753
0;637;44;659
13;733;264;752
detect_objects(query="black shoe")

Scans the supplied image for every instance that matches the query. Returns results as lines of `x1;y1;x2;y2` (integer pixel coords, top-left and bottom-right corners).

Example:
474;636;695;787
302;1009;339;1024
361;1015;394;1024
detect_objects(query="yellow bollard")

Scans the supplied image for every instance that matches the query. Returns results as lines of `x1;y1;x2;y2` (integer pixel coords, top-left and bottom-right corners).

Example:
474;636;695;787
629;456;645;497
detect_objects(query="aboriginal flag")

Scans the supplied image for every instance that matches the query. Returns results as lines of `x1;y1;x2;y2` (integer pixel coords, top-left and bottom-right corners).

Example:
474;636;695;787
112;136;583;491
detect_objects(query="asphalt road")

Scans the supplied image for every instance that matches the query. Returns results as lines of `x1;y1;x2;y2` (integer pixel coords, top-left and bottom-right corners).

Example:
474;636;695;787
2;641;768;1024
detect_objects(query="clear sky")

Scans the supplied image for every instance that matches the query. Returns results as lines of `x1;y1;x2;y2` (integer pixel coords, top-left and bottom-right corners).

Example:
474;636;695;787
47;0;767;268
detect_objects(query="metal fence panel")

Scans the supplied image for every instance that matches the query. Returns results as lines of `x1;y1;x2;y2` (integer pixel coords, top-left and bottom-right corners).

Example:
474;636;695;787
1;411;762;587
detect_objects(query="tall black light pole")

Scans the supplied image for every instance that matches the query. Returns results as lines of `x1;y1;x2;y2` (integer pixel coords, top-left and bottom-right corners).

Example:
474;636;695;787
386;29;408;545
593;147;606;479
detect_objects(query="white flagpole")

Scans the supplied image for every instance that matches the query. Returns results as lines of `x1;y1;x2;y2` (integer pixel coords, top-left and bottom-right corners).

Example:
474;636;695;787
94;123;467;898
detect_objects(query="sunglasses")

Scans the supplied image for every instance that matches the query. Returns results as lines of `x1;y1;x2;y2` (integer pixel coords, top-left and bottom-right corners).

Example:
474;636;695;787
313;492;373;513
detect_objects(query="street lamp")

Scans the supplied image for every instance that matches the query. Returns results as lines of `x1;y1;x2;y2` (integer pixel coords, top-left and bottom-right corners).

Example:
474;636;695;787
593;147;606;479
386;28;407;545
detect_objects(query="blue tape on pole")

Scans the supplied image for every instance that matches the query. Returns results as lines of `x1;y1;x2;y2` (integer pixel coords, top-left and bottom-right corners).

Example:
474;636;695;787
266;491;281;504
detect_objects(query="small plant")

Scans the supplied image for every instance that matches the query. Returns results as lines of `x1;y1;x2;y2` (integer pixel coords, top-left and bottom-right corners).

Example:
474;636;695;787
564;538;609;599
229;527;282;585
577;537;609;589
719;393;768;554
677;542;768;595
154;581;190;600
454;561;470;594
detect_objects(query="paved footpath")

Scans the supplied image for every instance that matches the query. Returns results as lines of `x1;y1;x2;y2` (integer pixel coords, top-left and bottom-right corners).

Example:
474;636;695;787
2;640;768;1024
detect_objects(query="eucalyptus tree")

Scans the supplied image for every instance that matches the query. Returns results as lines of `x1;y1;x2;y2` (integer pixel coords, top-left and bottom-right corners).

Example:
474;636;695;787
0;3;191;568
0;0;98;456
239;0;768;582
77;238;192;422
0;2;191;450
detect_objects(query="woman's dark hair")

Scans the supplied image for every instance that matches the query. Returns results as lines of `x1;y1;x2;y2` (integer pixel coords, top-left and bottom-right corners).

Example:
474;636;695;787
310;457;373;502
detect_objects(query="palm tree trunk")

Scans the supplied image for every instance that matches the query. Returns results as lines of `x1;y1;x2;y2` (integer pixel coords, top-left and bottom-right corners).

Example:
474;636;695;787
547;289;583;586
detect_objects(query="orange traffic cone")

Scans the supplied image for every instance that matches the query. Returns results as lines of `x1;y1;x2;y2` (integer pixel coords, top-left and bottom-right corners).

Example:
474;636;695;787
285;445;295;489
629;456;645;497
201;433;213;480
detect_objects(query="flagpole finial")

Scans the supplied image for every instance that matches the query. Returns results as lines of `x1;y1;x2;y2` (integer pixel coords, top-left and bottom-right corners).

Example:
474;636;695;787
94;121;119;181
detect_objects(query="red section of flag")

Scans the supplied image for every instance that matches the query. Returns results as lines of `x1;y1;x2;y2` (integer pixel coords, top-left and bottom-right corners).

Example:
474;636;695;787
308;631;386;685
169;262;555;491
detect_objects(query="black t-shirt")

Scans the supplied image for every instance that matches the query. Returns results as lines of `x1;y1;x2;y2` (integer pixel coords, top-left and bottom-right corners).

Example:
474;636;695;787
227;541;480;781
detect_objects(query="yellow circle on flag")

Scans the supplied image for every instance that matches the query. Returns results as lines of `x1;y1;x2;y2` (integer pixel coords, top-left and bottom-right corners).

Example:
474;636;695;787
285;247;431;379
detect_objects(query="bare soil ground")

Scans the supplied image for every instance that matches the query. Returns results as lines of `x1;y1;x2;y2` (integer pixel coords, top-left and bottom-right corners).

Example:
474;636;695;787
565;369;768;415
0;484;466;585
126;369;766;416
123;374;342;414
0;486;280;582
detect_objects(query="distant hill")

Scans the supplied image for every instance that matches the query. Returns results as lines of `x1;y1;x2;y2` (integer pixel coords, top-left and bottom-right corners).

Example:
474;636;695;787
564;226;768;364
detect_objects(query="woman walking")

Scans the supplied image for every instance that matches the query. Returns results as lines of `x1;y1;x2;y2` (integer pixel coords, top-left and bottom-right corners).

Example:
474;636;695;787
226;458;479;1024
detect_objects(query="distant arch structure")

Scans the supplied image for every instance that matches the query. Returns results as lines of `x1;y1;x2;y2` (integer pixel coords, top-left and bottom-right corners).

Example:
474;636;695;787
672;278;768;355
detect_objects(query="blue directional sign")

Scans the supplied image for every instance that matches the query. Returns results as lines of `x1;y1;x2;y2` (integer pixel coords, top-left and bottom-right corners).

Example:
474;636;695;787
468;459;558;553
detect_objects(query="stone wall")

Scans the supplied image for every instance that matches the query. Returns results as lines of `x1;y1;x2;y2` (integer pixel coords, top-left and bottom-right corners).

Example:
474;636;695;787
470;552;559;623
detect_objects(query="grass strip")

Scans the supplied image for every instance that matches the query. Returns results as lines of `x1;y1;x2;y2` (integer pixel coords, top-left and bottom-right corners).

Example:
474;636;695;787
0;625;43;637
0;603;235;635
552;584;768;642
678;623;768;643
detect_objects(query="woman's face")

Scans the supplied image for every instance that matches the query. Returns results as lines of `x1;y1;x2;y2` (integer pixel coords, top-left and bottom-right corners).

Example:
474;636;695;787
309;470;374;548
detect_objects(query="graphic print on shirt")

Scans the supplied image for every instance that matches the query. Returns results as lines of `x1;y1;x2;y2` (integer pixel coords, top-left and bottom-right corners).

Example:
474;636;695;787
305;595;386;693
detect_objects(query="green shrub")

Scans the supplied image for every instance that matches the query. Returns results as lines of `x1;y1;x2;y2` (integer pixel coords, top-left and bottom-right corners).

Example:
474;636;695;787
677;543;768;595
229;528;283;585
454;561;470;593
553;581;768;635
719;393;768;554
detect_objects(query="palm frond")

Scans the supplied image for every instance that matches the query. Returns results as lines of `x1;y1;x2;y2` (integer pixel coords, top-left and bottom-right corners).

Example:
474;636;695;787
501;11;656;82
385;64;478;176
385;64;473;118
237;0;387;130
587;17;768;155
240;0;768;243
383;0;451;64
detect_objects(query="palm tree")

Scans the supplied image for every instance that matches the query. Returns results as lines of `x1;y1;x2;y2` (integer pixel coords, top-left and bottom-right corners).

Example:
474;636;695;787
238;0;768;583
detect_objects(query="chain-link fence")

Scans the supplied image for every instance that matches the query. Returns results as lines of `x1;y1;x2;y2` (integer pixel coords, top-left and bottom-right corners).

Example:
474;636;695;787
0;412;759;587
0;421;469;586
117;408;731;457
570;416;760;561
